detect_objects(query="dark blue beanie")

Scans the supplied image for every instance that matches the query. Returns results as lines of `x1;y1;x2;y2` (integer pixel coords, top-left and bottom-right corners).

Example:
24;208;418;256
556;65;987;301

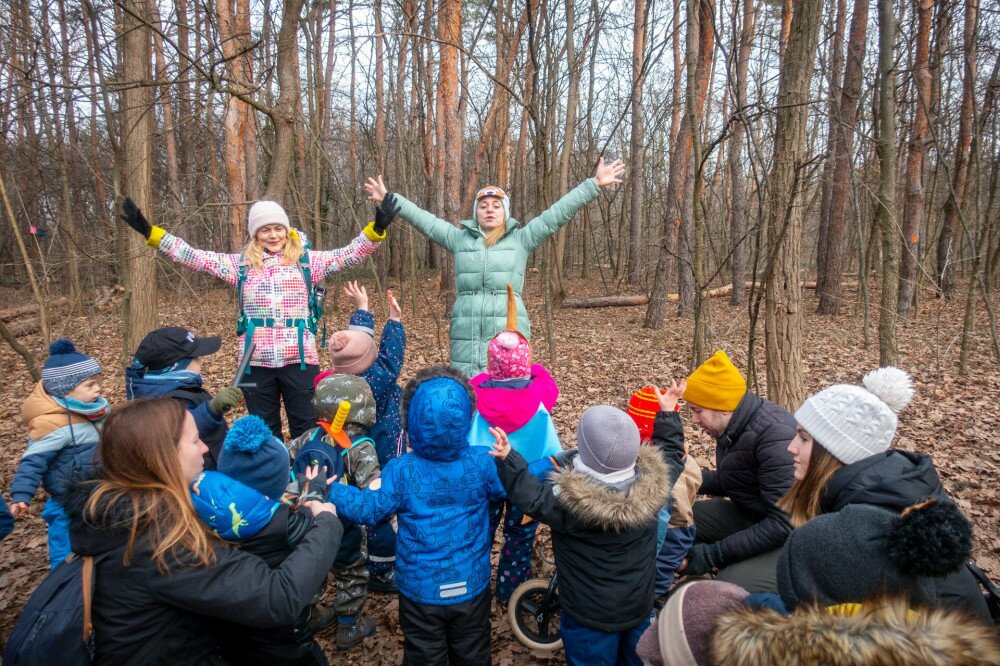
42;338;101;398
218;415;291;500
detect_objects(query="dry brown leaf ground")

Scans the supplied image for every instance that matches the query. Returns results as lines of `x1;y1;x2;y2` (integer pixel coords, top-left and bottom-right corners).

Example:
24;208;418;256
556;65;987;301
1;273;997;663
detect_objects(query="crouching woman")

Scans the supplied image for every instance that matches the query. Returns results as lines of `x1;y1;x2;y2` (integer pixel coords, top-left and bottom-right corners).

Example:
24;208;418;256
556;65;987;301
66;398;342;664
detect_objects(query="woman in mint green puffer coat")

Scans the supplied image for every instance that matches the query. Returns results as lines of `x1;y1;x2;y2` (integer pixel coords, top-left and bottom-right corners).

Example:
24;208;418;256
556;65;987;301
365;158;625;377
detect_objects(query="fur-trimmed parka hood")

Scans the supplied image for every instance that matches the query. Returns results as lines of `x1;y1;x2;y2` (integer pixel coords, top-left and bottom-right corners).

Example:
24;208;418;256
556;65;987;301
551;446;670;530
710;601;1000;666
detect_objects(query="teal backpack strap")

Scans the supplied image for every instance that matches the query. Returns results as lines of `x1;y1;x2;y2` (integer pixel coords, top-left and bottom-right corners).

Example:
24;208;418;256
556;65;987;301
236;254;253;375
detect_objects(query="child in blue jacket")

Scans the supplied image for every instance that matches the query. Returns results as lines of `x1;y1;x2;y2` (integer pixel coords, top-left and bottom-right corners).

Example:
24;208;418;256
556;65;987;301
326;365;506;664
11;339;108;567
315;282;404;592
190;415;329;665
126;327;242;469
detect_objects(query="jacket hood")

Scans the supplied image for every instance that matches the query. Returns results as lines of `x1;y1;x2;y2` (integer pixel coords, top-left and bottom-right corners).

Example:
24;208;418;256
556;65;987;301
710;601;1000;666
65;471;133;556
401;365;476;462
552;446;671;530
124;365;203;399
470;364;558;433
822;450;944;513
21;381;91;439
190;471;280;541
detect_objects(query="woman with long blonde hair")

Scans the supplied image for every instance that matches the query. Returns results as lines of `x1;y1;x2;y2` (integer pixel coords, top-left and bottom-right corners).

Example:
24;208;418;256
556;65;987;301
66;398;343;663
363;158;626;377
772;368;989;622
119;197;393;438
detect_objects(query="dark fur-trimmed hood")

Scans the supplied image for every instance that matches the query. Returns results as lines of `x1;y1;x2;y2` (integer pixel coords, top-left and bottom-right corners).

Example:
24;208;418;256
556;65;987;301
710;601;1000;666
552;446;671;530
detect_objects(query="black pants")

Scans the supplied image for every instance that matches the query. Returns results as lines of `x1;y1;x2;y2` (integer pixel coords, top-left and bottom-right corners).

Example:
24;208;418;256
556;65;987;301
692;498;781;593
398;590;491;666
242;364;319;439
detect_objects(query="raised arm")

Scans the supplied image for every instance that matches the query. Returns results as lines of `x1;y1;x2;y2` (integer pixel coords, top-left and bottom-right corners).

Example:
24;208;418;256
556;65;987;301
365;175;461;251
520;157;626;252
309;229;383;281
120;197;241;284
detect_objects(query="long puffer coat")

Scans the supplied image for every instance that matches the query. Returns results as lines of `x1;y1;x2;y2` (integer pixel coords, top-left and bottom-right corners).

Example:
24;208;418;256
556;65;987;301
393;178;600;377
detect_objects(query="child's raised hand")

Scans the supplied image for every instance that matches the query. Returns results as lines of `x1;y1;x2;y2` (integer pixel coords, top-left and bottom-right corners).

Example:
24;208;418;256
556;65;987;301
364;176;388;205
653;378;686;412
342;280;369;311
488;427;512;460
387;289;401;322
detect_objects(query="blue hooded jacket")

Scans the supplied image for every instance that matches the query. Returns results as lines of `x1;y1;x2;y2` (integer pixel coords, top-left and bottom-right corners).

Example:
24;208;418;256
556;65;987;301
326;366;506;605
125;364;227;466
0;499;12;539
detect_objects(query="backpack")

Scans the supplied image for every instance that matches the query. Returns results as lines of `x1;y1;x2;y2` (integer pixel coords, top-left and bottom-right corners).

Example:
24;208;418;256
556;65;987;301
235;245;327;370
3;554;101;665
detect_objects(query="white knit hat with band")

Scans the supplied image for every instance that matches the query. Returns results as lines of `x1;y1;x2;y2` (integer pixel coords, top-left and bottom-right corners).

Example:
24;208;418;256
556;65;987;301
794;367;914;465
247;201;290;237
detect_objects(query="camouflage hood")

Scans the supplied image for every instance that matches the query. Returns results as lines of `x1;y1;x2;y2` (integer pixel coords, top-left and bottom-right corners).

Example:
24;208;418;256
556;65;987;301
313;373;376;431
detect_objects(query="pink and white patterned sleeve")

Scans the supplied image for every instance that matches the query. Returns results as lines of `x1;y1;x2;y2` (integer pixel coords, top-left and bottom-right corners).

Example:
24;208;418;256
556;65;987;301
157;233;241;286
309;231;381;282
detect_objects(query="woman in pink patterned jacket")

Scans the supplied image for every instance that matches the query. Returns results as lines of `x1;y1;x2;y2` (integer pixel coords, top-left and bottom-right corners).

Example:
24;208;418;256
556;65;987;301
120;197;394;438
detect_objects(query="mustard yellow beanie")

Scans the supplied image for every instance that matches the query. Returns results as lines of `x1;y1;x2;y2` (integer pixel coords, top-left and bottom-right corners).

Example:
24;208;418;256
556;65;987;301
683;350;747;411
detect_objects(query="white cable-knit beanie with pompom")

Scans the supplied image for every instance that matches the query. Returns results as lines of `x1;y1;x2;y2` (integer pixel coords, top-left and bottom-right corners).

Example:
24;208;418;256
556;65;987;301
794;367;914;465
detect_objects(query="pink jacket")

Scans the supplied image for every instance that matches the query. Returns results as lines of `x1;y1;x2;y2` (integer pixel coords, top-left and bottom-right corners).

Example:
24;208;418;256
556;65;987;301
157;232;379;368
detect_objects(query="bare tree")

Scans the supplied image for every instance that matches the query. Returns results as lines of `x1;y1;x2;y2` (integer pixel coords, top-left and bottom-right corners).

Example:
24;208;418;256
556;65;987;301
874;0;899;366
764;0;823;410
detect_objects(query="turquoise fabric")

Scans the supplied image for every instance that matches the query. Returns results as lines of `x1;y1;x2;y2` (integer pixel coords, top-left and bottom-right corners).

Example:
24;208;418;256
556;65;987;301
468;407;561;463
394;178;600;376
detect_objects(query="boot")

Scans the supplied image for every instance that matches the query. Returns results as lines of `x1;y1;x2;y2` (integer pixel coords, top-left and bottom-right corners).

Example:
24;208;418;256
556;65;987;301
336;615;376;651
367;565;398;594
306;603;338;634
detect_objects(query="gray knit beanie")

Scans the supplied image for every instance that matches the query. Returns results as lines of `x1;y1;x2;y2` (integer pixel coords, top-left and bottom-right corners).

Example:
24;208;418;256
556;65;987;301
794;367;914;465
576;405;641;475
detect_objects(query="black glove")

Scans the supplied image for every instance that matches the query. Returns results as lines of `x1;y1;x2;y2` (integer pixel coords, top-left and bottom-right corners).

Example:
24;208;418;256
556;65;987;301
373;193;400;234
681;542;724;577
120;197;152;238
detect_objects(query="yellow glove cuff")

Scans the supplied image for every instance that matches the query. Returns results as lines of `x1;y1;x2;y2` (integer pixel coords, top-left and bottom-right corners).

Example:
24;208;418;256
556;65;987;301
363;221;386;242
147;226;166;248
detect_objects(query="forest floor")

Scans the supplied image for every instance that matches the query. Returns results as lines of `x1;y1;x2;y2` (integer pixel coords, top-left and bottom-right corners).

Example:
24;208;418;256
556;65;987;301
1;273;998;663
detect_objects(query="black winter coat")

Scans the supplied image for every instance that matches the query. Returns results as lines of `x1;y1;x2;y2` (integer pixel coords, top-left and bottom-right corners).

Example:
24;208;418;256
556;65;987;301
66;478;342;665
699;391;795;565
778;450;991;623
497;446;671;632
214;505;324;666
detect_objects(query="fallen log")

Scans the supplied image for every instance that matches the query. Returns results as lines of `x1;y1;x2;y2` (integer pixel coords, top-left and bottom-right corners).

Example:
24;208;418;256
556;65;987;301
0;297;68;322
561;294;649;308
10;318;41;337
561;281;860;309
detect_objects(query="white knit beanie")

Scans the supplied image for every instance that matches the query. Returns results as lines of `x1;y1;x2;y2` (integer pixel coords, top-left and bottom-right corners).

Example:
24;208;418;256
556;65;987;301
794;367;915;465
247;201;290;237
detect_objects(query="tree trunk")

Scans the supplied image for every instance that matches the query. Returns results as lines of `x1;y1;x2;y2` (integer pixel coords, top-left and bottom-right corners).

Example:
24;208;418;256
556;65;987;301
626;0;648;286
898;0;932;317
119;0;158;360
728;0;754;306
875;0;899;366
815;0;846;291
936;0;976;299
262;0;305;203
764;0;823;410
437;0;462;309
817;0;869;314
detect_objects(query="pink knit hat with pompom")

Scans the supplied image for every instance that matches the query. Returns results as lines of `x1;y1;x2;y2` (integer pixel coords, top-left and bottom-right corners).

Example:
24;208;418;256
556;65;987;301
329;330;377;375
487;285;531;380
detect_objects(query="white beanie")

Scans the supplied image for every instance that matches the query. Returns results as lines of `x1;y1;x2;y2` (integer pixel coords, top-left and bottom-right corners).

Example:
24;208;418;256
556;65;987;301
794;367;914;465
247;201;290;237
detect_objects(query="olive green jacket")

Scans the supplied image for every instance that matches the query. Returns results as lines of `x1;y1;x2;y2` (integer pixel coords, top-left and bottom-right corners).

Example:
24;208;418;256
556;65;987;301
394;178;600;376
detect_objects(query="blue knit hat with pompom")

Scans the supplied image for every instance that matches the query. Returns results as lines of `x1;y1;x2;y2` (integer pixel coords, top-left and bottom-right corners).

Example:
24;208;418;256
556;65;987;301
218;415;291;499
42;338;101;398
